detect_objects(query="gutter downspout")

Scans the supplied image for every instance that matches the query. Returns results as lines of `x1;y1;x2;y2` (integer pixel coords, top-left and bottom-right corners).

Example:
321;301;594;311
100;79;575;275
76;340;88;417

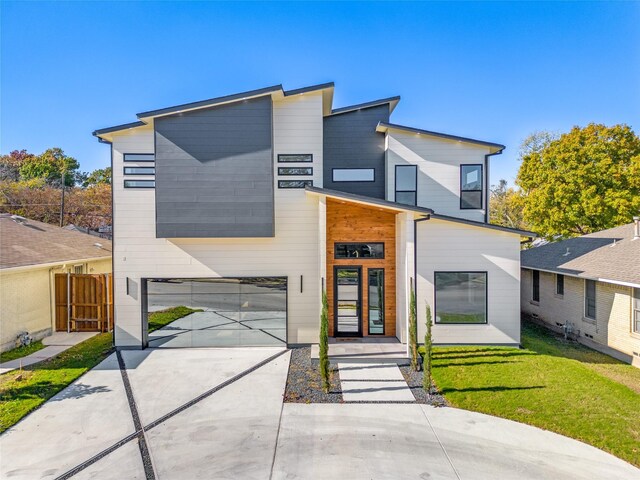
410;214;431;357
484;148;505;224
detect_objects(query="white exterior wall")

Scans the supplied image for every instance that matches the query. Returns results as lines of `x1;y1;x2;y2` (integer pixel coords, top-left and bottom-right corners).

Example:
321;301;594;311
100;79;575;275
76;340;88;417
395;212;414;344
386;131;491;222
110;92;325;347
521;269;640;366
416;218;521;344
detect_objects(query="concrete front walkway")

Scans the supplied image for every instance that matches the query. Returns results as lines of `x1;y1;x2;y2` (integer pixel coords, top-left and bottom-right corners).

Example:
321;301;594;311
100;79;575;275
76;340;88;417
0;332;98;374
1;347;638;480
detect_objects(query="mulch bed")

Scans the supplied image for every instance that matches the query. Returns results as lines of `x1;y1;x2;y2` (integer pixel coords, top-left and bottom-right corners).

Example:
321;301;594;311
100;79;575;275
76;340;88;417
284;346;343;403
400;365;448;406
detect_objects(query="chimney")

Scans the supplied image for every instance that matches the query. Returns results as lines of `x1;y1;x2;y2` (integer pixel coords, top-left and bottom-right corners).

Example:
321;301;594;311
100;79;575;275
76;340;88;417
634;216;640;240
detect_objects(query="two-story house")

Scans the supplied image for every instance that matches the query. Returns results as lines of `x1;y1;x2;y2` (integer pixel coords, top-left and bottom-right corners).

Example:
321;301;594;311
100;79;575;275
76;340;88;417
93;82;533;350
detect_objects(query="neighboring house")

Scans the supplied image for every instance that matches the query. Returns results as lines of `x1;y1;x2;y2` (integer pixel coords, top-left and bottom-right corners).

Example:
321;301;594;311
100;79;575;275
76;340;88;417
93;82;533;351
0;215;112;352
521;220;640;367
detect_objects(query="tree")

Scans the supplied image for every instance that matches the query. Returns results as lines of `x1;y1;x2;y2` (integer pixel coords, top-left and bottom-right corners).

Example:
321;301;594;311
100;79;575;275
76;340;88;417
0;150;35;181
409;283;418;371
517;124;640;239
489;179;528;230
19;148;80;187
423;304;433;393
319;289;330;393
81;167;112;187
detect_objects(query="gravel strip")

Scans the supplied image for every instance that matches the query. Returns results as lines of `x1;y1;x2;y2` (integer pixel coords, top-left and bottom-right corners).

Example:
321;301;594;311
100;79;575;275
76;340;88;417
284;347;343;403
400;366;447;406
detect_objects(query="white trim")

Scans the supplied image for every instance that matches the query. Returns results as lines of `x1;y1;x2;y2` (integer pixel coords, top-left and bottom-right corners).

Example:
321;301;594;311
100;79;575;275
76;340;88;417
0;256;111;273
521;267;640;289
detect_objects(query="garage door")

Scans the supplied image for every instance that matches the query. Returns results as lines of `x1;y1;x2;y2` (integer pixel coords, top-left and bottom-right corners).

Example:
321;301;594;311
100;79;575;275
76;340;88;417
144;277;286;348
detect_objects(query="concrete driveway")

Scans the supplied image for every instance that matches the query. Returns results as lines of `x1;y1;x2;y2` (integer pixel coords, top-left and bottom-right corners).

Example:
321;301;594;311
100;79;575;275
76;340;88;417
1;348;638;480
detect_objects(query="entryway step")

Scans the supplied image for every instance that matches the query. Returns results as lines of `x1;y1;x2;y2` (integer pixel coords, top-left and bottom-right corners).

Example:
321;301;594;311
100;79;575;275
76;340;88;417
338;363;414;402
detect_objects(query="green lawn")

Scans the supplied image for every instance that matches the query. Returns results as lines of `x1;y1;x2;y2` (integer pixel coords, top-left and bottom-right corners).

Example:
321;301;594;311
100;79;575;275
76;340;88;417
0;332;114;433
0;341;45;363
422;322;640;467
148;306;203;332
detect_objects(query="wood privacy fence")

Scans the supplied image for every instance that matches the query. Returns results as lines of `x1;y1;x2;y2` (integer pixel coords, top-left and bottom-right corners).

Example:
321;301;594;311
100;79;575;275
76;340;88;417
55;273;114;332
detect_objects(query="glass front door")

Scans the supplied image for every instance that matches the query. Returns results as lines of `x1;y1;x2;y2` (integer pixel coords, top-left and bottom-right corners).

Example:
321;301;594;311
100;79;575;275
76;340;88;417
335;267;362;336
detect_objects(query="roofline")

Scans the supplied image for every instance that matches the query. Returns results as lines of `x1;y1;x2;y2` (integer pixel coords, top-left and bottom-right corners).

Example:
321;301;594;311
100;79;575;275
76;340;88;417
430;213;536;237
284;82;335;96
305;186;434;215
92;121;146;137
521;266;640;289
135;84;284;119
376;122;506;151
329;96;401;116
1;255;112;273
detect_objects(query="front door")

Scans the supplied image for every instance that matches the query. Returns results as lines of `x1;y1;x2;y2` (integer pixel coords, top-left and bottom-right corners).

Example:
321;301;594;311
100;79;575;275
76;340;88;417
334;266;362;336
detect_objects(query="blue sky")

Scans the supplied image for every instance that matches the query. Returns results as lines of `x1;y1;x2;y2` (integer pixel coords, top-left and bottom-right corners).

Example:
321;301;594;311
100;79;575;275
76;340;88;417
2;1;639;184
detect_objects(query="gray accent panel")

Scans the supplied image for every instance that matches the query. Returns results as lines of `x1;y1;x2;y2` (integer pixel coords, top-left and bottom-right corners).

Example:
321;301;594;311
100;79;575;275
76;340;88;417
155;96;274;238
322;104;389;199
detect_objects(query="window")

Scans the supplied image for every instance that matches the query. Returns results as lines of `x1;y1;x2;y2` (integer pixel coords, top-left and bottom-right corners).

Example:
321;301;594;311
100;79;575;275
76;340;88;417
124;166;155;175
395;165;417;206
73;264;85;274
532;270;540;302
278;180;312;189
332;168;375;182
278;167;313;176
460;164;483;209
124;180;155;188
556;274;564;296
435;272;487;324
368;269;385;335
335;243;384;259
277;154;312;163
633;288;640;334
124;153;155;162
585;279;596;319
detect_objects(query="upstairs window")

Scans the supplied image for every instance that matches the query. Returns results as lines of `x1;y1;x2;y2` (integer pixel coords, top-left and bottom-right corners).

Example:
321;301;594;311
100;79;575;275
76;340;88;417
124;167;155;175
123;153;155;162
332;168;375;182
278;154;313;163
395;165;417;206
460;164;483;209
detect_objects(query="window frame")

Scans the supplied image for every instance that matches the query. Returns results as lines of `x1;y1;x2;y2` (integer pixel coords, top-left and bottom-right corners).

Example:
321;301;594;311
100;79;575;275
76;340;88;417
584;279;597;320
460;164;484;210
332;168;375;183
334;242;385;260
368;268;385;335
532;270;540;302
277;154;313;163
124;180;155;188
395;165;417;206
123;153;155;162
633;288;640;335
123;166;155;176
277;167;313;176
555;274;564;296
278;180;313;189
434;271;488;325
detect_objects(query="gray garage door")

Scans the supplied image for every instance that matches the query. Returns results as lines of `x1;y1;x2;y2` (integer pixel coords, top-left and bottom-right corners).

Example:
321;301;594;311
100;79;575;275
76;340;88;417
144;277;286;348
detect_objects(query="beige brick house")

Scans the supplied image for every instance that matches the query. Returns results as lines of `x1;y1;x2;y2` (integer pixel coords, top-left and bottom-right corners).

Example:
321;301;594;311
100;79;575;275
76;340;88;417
521;220;640;367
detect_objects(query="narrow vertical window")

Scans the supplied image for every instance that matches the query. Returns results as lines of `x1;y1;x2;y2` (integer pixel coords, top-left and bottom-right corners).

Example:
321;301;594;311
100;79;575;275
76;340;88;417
368;269;385;335
395;165;417;206
532;270;540;302
556;274;564;296
585;280;596;319
633;288;640;334
460;164;483;209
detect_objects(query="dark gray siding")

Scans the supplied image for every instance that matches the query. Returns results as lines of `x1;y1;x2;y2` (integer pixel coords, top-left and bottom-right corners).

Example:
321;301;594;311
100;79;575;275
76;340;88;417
155;96;274;238
323;104;389;199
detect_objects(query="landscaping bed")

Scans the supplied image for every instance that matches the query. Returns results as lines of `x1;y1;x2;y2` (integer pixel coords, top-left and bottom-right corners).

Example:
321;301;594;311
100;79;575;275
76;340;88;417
284;346;342;403
399;366;447;406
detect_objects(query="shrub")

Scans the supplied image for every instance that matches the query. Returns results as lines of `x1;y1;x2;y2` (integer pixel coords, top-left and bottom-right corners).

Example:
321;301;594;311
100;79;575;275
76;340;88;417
319;289;330;392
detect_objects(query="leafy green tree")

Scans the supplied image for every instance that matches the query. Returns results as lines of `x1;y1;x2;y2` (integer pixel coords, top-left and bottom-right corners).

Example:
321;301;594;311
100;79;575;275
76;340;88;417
81;167;112;187
319;289;330;393
489;180;528;230
19;148;80;187
409;284;418;371
517;124;640;239
423;304;433;392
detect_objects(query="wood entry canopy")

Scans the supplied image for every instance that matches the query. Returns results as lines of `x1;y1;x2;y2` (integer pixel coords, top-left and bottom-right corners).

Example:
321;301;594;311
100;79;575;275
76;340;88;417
326;198;397;337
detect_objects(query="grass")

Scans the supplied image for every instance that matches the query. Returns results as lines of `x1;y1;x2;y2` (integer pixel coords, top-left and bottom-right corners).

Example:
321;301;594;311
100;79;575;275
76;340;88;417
147;306;203;332
420;321;640;467
0;341;45;363
0;332;114;433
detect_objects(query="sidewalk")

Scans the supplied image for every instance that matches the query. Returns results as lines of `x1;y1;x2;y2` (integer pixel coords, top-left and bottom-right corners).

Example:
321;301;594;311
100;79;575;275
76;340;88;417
0;332;98;374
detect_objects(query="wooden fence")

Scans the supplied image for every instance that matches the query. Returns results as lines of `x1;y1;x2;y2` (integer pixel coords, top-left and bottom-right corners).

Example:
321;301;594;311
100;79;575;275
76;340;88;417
55;273;114;332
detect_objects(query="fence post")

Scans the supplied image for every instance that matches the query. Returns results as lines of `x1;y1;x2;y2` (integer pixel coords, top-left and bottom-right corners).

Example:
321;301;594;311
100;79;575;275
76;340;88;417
66;272;71;333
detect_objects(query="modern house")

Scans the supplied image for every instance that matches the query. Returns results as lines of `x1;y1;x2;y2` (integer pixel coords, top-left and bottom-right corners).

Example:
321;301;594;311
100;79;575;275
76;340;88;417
93;82;532;350
521;220;640;367
0;214;112;352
